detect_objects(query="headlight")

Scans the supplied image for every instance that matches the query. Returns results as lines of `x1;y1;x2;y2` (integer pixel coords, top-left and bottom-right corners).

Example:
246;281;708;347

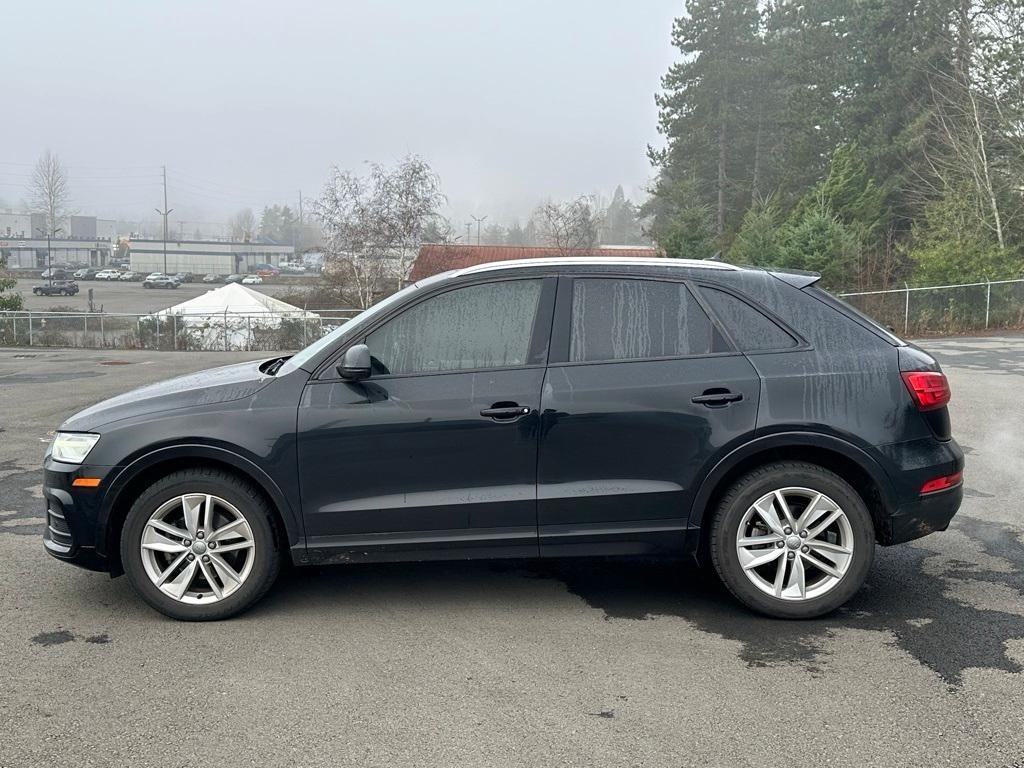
51;432;101;464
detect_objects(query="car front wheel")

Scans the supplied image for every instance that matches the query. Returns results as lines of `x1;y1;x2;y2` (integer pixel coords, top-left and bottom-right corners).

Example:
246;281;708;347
710;461;874;619
121;469;281;621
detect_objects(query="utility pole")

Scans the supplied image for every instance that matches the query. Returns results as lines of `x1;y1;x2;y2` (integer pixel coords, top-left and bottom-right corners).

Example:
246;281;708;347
471;215;488;245
465;223;472;243
154;165;173;274
297;190;304;255
36;226;62;285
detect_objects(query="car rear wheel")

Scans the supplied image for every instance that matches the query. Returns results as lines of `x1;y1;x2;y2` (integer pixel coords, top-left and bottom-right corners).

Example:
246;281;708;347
709;461;874;619
121;469;280;621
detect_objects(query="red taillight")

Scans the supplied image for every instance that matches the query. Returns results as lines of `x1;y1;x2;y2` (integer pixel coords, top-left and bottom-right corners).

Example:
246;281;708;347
920;470;962;495
901;371;951;411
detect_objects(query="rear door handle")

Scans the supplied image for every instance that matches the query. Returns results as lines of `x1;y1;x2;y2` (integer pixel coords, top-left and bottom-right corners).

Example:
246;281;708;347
691;390;743;407
480;405;532;421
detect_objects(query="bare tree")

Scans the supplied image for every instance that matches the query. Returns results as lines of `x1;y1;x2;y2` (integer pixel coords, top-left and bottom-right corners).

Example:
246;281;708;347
531;197;600;254
314;155;445;307
913;2;1024;251
28;150;70;235
230;208;257;242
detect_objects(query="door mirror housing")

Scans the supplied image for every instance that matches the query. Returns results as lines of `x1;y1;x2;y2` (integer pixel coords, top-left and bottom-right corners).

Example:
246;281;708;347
338;344;372;381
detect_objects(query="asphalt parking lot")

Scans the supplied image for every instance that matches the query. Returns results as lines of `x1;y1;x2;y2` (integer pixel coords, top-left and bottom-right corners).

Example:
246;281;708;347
10;277;321;313
1;338;1022;767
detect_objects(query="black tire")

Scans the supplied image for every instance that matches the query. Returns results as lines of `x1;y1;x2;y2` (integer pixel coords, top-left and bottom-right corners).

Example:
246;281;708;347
709;461;875;619
120;468;281;621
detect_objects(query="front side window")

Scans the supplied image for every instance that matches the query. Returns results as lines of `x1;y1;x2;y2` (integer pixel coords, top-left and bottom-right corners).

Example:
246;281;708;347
366;279;542;375
570;278;719;362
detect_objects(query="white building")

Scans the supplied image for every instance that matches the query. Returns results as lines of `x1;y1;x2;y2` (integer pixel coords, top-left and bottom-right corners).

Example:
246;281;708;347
0;212;117;270
128;239;295;275
0;237;113;269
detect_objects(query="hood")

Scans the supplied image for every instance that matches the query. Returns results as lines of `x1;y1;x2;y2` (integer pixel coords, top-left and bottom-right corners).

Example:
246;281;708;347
61;359;274;432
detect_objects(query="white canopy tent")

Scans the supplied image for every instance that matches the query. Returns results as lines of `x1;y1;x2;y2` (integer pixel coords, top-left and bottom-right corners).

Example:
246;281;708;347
150;283;321;350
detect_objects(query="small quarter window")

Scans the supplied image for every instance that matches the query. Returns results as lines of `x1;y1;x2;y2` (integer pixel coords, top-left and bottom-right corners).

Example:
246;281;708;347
700;287;797;351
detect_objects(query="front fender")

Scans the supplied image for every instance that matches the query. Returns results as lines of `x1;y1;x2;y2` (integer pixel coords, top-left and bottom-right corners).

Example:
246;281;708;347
97;443;303;557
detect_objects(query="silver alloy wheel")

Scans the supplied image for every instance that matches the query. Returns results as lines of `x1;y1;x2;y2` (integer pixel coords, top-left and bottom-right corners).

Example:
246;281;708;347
140;493;255;604
735;487;854;601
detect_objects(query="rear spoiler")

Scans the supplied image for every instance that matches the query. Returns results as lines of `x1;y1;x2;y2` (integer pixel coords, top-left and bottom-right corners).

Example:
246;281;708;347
768;269;821;289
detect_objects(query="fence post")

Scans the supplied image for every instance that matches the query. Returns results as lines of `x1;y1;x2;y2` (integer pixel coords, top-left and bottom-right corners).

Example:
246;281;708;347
28;311;33;346
224;308;229;352
100;314;105;347
172;314;177;350
247;315;251;351
904;282;910;336
156;315;160;349
137;316;142;349
985;279;991;329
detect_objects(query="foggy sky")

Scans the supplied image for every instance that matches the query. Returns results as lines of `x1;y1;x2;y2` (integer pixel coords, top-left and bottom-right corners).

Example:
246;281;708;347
1;1;680;228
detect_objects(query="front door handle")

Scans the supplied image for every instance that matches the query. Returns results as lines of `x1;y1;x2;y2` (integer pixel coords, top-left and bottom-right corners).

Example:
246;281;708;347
691;389;744;407
480;404;532;421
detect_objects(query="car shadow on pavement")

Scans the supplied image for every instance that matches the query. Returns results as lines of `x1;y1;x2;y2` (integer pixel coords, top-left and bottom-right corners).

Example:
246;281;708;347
253;515;1024;688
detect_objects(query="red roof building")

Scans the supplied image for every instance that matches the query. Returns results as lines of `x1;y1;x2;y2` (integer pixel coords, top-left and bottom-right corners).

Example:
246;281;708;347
409;244;662;282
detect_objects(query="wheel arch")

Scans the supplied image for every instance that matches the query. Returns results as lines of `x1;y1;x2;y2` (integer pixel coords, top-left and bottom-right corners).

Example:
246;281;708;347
688;432;896;560
100;444;300;575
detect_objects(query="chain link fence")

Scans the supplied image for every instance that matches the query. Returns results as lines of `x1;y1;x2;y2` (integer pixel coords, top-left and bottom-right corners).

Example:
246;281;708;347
3;278;1023;351
839;278;1024;336
0;309;361;351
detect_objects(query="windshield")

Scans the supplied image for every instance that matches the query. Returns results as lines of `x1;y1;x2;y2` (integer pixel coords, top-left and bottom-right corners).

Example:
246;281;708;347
277;278;437;376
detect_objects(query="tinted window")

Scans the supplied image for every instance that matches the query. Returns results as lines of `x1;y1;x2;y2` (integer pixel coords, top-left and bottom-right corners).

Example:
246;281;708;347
366;280;542;375
570;278;718;362
700;287;797;351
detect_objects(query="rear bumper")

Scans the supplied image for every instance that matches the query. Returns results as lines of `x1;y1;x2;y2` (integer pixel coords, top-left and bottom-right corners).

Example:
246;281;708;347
881;484;963;545
876;437;965;545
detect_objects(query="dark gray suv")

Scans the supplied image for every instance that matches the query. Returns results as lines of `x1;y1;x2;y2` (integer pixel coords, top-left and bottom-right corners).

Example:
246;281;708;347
43;257;963;620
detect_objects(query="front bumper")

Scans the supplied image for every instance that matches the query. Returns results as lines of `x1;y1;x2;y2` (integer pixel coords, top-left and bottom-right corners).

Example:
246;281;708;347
42;458;115;573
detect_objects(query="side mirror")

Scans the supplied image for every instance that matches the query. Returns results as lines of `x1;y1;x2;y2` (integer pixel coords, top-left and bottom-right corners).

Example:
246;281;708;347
338;344;371;381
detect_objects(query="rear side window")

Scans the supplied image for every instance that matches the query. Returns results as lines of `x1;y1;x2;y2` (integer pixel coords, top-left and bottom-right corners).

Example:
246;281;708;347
700;286;797;351
366;279;542;375
570;278;721;362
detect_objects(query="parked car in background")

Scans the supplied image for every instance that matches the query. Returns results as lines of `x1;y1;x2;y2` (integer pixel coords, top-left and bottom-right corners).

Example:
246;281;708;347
174;272;194;283
73;268;100;280
42;257;963;621
202;273;222;283
118;271;142;281
143;275;180;289
253;263;280;276
241;275;263;285
225;274;244;284
95;269;122;281
33;279;79;296
281;263;305;274
40;268;68;280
